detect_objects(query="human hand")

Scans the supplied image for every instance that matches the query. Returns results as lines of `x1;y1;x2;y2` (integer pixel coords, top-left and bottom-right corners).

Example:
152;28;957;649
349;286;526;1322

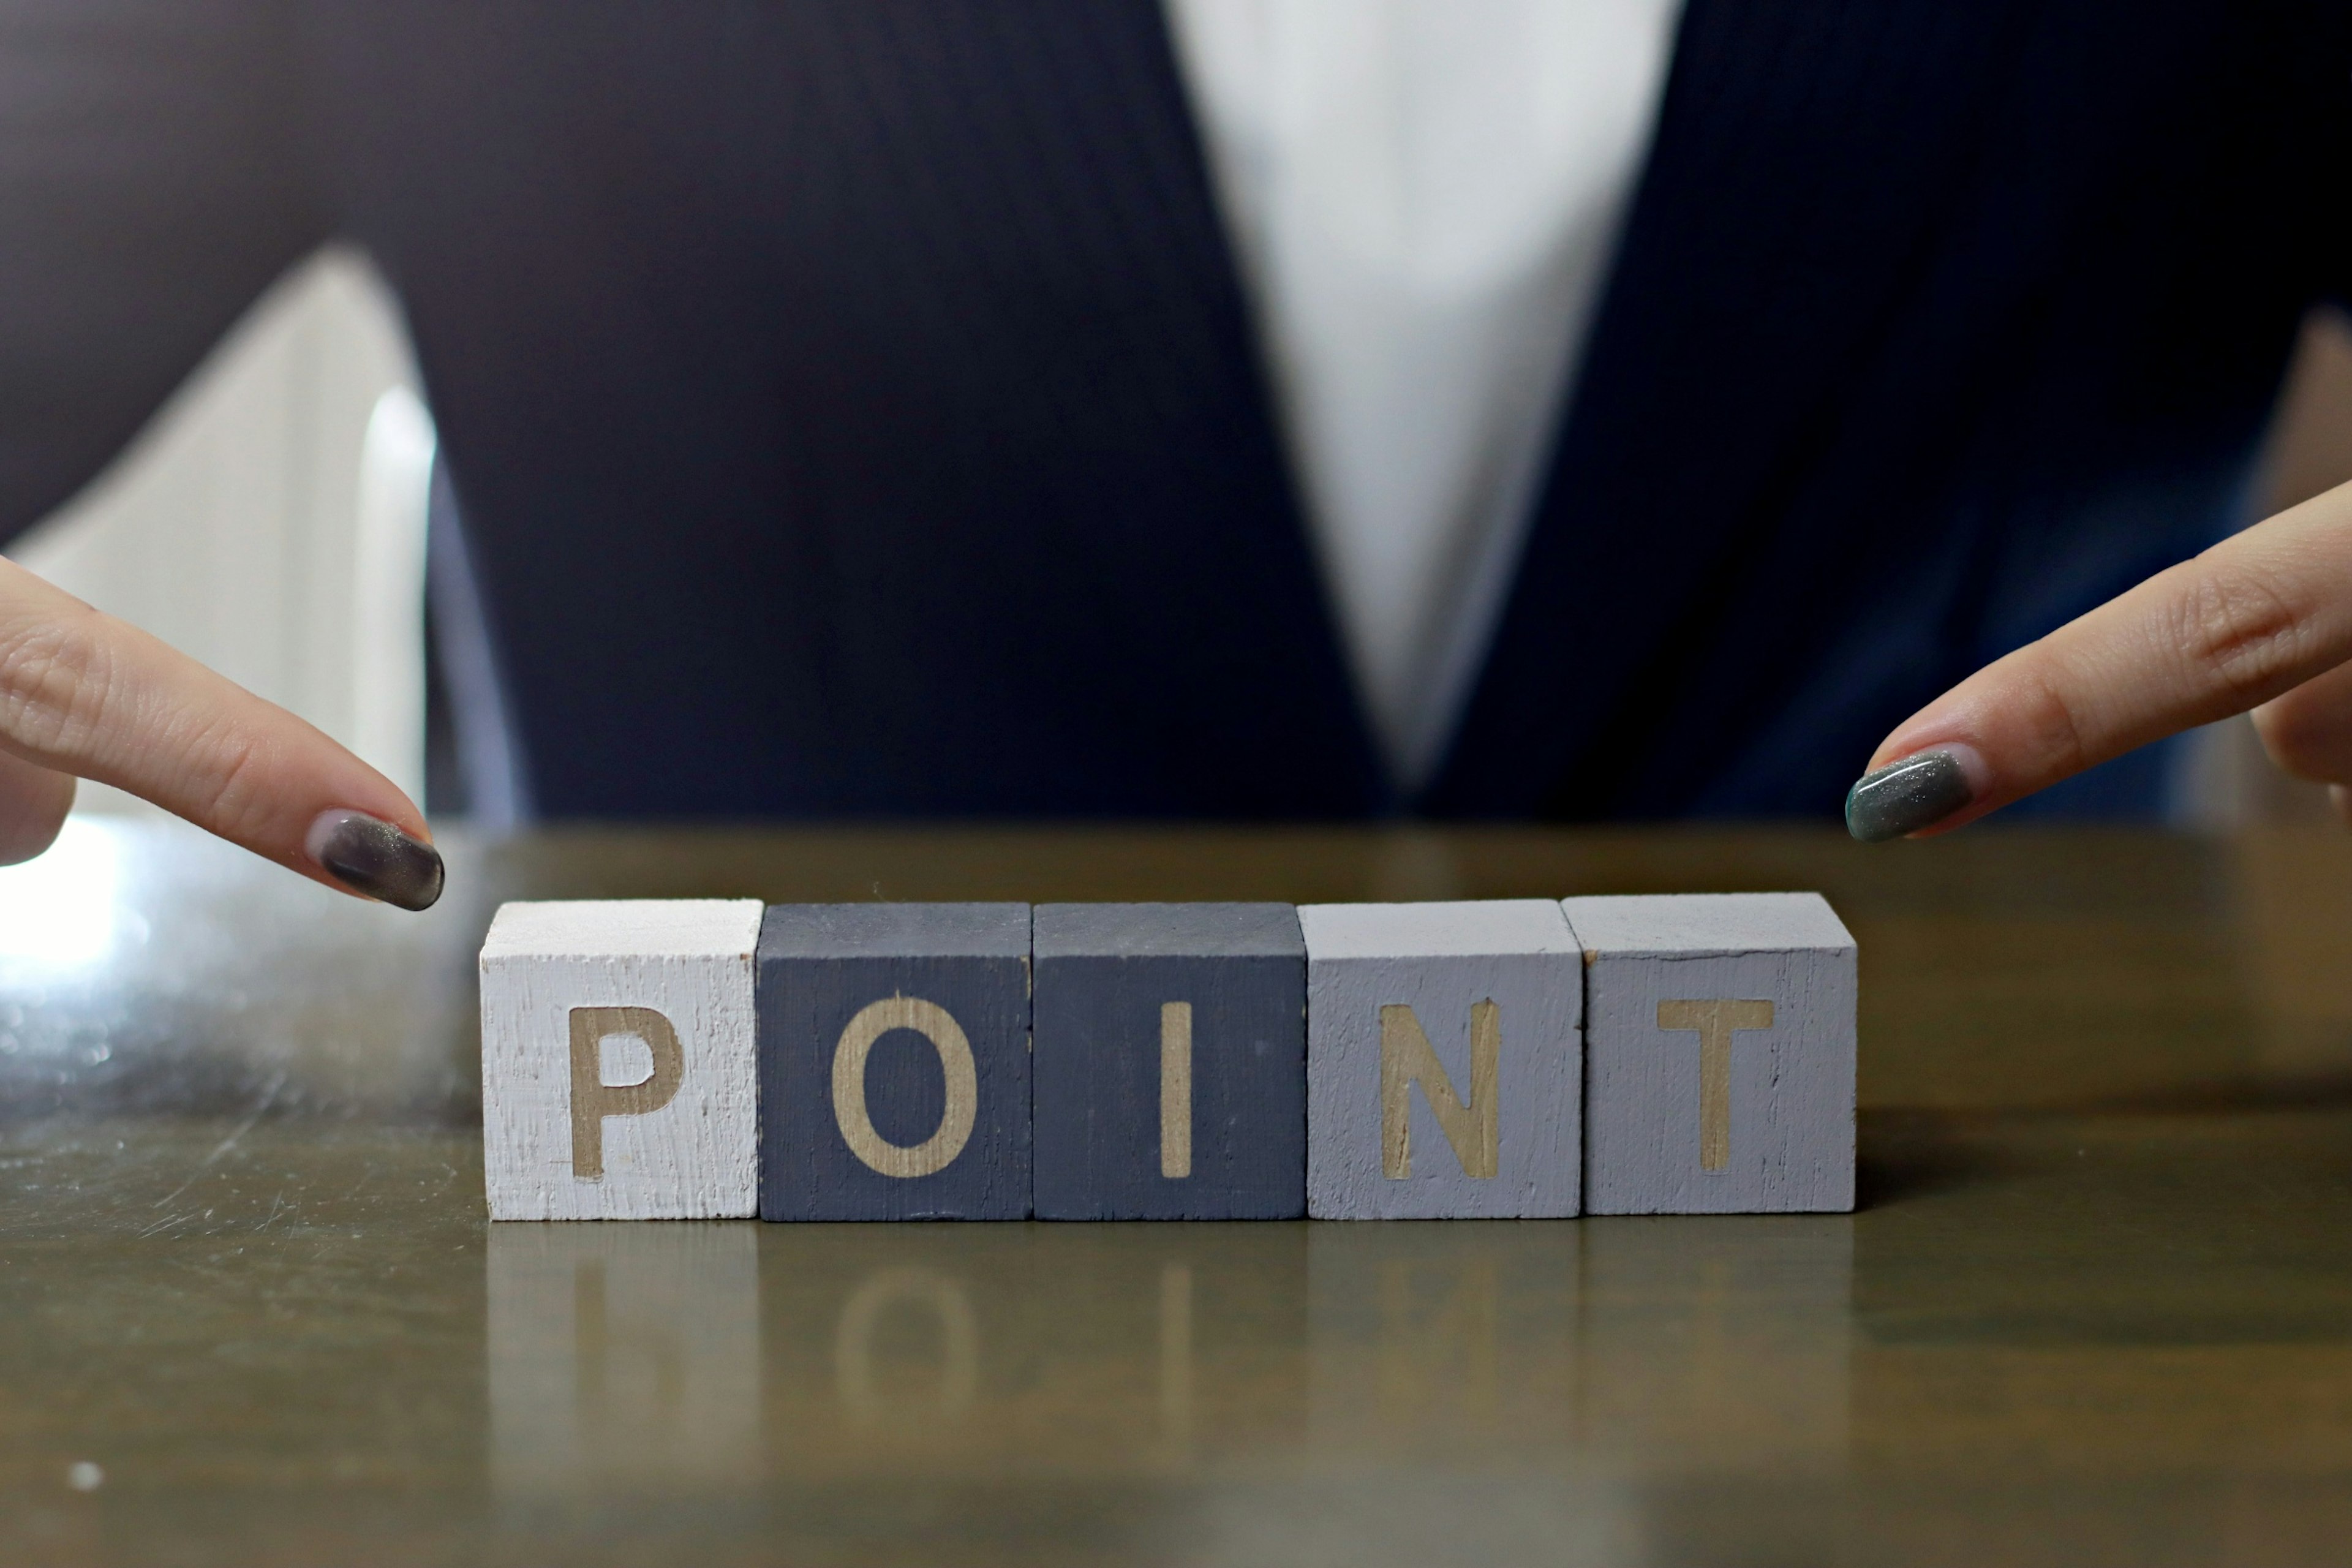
0;557;443;907
1847;477;2352;840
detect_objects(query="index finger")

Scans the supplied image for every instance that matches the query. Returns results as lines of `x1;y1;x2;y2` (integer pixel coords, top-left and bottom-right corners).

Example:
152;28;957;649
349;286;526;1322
1846;478;2352;842
0;558;444;908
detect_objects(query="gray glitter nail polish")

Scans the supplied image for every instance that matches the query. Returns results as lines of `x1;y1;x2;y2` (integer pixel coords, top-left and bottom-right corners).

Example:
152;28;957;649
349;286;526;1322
308;809;445;911
1845;750;1973;843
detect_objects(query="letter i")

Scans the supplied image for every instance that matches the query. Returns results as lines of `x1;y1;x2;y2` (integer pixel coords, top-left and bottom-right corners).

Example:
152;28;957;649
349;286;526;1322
1161;1002;1192;1179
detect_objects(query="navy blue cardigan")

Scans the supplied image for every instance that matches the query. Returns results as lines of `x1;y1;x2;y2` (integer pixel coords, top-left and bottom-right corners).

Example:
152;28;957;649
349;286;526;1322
3;1;2348;820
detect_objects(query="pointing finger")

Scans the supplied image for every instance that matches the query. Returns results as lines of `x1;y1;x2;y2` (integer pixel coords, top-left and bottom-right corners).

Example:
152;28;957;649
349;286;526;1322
1847;478;2352;841
0;558;443;907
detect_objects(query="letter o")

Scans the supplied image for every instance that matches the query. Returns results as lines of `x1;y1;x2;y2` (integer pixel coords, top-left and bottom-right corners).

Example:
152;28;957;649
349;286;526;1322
831;995;978;1178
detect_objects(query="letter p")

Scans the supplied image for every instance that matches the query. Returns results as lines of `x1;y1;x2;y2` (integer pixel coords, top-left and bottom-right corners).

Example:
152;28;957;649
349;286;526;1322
570;1006;685;1179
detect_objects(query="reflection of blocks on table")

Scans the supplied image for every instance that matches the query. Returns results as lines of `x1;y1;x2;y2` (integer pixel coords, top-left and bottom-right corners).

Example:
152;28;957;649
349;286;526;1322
1306;1221;1583;1450
1564;893;1856;1215
1300;901;1583;1219
479;899;763;1219
1032;903;1306;1220
486;1224;761;1498
1574;1215;1852;1463
759;904;1033;1221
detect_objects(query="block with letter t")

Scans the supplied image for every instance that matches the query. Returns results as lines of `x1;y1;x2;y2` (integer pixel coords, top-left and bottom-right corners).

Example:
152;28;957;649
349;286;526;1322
1563;893;1856;1215
479;899;764;1219
1031;902;1306;1219
1300;901;1582;1219
759;903;1033;1220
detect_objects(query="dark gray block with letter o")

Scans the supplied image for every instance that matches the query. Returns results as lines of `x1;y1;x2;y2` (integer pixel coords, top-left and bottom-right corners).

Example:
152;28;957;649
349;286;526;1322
758;903;1032;1221
1032;902;1306;1220
1564;892;1855;1215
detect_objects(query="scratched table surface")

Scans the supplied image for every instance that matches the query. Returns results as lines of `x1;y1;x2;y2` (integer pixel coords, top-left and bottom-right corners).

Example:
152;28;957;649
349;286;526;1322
5;819;2352;1566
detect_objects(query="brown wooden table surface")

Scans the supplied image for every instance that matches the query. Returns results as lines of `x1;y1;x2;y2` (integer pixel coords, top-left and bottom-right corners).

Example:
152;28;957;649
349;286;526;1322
4;818;2352;1566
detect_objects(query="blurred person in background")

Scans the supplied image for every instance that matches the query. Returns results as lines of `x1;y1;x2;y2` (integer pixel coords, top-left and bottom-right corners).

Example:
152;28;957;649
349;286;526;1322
2;0;2352;913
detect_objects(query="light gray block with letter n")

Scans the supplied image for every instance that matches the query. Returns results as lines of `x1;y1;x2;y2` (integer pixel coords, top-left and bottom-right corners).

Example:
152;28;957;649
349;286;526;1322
480;899;763;1220
1300;900;1583;1219
1564;892;1856;1215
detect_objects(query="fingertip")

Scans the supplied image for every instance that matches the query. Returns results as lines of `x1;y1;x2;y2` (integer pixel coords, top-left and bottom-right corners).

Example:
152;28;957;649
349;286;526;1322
304;808;446;911
1845;742;1990;842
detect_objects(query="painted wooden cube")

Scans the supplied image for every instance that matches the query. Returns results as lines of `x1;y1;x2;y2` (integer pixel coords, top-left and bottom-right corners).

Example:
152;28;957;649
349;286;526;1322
1299;900;1583;1219
1031;902;1306;1220
1563;893;1856;1215
758;903;1032;1220
480;899;763;1220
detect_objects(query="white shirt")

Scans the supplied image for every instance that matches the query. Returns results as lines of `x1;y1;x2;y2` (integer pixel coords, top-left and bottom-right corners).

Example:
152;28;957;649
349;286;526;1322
1165;0;1683;786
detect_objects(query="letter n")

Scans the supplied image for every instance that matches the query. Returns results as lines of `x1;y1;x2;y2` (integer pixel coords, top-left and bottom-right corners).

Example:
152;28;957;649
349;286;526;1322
1379;1001;1498;1180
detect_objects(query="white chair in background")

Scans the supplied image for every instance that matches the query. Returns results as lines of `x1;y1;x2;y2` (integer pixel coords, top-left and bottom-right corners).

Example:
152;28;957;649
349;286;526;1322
4;245;434;815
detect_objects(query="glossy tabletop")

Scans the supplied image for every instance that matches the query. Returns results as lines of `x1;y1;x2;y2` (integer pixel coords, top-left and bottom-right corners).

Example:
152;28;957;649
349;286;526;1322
4;820;2352;1566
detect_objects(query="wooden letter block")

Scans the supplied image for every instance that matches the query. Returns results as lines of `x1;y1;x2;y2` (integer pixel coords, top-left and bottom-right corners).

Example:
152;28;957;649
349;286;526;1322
1564;892;1856;1214
759;904;1032;1220
1031;902;1306;1220
1300;900;1581;1219
480;899;763;1220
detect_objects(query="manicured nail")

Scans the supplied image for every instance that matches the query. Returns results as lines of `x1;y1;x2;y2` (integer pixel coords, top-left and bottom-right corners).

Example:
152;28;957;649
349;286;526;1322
1845;748;1978;843
306;809;445;910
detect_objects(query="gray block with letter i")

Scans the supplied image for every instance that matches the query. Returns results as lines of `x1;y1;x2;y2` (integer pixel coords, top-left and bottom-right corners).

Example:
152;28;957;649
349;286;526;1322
758;903;1032;1221
1564;893;1856;1215
1300;900;1582;1219
1032;902;1306;1220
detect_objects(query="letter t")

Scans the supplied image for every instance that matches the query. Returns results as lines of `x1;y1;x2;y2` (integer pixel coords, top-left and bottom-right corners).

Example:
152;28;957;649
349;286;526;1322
1654;1000;1774;1173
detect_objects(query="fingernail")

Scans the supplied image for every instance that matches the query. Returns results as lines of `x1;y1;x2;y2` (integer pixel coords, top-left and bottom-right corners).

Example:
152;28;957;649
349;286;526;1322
1845;747;1979;843
306;809;445;911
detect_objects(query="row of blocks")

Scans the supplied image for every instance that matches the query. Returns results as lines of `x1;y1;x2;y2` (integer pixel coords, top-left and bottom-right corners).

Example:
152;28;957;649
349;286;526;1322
480;894;1856;1221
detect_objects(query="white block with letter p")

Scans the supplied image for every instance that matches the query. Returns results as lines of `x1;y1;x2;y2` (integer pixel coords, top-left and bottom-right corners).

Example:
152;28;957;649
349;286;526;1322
481;899;764;1219
1300;900;1582;1219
